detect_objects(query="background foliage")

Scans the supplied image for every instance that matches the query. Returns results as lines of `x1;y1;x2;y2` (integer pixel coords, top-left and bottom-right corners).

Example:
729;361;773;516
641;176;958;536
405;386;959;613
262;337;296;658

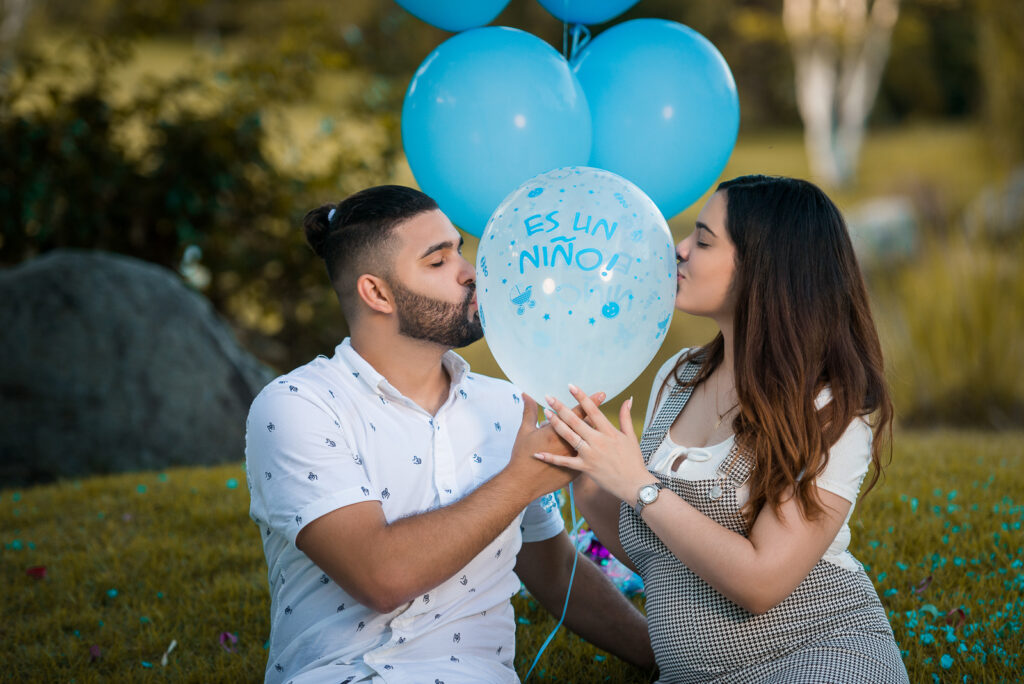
2;0;1020;426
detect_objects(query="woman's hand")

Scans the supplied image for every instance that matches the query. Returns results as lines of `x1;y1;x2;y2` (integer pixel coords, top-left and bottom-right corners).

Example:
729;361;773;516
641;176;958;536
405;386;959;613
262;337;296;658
534;384;655;503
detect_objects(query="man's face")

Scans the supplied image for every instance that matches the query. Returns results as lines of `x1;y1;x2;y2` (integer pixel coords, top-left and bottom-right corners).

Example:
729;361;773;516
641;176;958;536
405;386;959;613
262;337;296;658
387;209;482;348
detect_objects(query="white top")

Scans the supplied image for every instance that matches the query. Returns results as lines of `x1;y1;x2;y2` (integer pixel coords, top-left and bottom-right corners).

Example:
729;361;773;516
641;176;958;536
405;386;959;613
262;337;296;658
642;350;872;572
245;339;564;684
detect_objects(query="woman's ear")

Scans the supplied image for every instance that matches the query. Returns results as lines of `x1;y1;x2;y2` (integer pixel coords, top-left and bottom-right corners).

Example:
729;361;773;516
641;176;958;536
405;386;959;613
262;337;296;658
355;274;395;314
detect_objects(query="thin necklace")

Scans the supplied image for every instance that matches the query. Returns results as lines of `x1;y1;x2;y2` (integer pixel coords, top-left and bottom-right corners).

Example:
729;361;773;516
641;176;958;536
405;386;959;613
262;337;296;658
714;372;738;430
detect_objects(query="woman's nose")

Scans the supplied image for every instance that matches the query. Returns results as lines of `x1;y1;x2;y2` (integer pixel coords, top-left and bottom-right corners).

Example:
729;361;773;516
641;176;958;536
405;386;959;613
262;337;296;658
676;239;689;264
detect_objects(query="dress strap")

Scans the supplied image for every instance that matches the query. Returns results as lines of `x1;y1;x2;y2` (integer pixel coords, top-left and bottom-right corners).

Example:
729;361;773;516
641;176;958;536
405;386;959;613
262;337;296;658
706;442;755;501
716;443;753;488
640;355;702;464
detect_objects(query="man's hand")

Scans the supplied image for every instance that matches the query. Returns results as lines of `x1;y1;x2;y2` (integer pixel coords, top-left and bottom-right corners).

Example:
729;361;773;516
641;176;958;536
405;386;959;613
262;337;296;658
507;392;605;500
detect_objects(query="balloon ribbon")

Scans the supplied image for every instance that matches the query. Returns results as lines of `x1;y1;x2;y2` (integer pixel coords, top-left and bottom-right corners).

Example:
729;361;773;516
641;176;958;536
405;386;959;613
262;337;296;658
562;21;592;63
525;482;582;681
569;24;591;62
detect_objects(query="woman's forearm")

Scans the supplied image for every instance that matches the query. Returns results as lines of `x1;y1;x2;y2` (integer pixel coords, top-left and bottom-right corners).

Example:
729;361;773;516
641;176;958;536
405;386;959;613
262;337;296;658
639;487;847;615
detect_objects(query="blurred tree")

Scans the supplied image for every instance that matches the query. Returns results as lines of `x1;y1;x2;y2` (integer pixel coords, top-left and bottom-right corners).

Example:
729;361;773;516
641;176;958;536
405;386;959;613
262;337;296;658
0;40;402;370
976;0;1024;166
26;0;986;134
3;0;1000;376
0;0;31;45
877;0;978;123
782;0;901;188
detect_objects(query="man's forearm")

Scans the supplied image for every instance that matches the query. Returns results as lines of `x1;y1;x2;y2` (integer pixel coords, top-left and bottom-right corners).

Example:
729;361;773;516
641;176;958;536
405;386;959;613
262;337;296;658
555;553;654;668
299;411;579;614
368;468;542;611
519;533;655;669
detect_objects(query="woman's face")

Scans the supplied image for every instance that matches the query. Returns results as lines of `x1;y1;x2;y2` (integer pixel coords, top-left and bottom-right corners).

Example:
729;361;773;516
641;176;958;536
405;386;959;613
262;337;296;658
674;190;738;321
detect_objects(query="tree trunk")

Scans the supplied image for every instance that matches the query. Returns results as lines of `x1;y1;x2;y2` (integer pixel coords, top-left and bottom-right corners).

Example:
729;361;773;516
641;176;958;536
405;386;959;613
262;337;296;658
0;0;31;45
783;0;900;188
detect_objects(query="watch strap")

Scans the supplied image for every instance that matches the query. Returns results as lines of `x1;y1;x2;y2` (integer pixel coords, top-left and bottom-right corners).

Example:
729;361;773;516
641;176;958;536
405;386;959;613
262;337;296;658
634;481;664;517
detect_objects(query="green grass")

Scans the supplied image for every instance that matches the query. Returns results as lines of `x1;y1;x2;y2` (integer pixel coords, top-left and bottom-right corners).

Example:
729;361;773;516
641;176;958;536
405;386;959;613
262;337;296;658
1;431;1021;682
850;431;1024;683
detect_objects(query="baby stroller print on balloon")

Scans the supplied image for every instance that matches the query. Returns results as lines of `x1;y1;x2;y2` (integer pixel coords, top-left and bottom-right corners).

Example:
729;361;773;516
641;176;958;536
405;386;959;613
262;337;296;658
509;284;535;315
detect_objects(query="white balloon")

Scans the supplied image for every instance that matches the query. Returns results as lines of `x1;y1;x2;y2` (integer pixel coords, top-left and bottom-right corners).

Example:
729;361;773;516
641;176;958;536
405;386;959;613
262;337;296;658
477;166;676;405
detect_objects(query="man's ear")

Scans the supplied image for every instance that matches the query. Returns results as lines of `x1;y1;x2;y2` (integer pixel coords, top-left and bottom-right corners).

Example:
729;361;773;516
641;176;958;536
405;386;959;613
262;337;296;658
355;274;395;314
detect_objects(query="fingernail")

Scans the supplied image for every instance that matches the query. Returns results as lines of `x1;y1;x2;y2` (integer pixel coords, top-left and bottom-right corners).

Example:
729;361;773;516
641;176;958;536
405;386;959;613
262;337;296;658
544;394;556;406
568;383;579;394
543;408;554;420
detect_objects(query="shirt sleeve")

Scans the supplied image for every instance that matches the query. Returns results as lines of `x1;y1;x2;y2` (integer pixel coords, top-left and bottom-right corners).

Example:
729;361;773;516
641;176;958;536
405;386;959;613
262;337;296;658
520;492;566;543
245;382;380;547
815;416;873;504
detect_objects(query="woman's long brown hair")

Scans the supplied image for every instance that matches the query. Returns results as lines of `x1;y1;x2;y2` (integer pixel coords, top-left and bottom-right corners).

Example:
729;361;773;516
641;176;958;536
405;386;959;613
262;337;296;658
666;175;893;524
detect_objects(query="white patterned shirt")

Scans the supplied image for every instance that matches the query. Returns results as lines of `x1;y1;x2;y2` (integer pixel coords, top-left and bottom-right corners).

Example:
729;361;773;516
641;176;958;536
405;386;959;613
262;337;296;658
245;339;564;684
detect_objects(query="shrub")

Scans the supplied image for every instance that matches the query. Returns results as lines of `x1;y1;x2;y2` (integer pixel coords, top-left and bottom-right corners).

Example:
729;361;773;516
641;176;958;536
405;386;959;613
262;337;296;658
0;41;395;370
872;233;1024;428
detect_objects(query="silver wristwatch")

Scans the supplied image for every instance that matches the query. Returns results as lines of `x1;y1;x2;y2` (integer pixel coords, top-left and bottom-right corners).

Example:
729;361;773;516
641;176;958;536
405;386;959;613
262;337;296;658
634;481;664;517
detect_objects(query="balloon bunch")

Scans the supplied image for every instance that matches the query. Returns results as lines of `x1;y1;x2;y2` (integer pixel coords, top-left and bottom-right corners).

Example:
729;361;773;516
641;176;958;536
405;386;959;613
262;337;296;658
398;0;741;238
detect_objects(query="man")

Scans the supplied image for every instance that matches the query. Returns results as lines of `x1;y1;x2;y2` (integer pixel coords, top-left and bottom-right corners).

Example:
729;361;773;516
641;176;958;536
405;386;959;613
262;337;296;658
245;185;653;684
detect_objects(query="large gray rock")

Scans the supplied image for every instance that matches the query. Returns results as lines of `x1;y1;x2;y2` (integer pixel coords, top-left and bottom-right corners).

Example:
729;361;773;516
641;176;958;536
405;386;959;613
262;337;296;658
964;165;1024;239
845;195;918;265
0;249;274;486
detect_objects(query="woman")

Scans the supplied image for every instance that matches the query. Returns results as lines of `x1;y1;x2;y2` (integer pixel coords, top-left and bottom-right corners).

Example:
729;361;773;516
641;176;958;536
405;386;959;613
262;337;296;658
535;175;909;683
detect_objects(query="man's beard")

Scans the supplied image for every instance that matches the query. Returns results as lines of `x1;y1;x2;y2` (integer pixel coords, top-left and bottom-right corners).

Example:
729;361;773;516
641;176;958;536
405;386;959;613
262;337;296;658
390;280;483;348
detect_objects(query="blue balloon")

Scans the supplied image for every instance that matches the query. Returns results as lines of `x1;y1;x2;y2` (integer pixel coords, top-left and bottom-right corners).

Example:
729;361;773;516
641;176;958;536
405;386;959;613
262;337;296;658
535;0;639;26
402;27;592;238
573;19;740;219
476;166;676;405
394;0;510;33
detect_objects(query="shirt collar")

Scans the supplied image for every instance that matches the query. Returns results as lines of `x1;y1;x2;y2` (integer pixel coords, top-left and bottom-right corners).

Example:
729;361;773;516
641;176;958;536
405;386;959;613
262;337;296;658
335;337;471;401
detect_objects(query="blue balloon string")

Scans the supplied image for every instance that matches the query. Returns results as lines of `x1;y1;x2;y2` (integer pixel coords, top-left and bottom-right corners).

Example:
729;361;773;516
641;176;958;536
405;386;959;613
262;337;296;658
568;24;591;63
525;482;580;681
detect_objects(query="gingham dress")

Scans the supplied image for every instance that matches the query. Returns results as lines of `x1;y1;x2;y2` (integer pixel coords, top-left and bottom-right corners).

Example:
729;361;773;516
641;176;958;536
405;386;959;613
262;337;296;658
618;357;909;683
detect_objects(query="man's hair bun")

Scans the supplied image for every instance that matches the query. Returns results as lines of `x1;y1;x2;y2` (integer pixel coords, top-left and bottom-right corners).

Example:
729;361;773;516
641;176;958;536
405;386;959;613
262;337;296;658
303;204;337;259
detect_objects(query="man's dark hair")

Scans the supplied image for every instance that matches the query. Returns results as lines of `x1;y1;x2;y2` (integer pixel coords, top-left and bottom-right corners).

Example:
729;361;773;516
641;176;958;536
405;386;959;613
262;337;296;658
303;185;439;307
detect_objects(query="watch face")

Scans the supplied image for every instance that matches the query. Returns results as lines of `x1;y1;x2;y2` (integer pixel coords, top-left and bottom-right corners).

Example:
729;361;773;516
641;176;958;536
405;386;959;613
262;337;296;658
639;484;659;504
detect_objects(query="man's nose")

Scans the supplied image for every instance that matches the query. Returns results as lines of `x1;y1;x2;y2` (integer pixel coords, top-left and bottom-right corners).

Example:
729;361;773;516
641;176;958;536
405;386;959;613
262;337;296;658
459;256;476;284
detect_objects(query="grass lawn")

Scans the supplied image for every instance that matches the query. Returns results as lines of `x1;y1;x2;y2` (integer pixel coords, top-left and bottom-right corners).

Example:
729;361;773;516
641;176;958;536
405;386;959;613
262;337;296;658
1;430;1020;682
